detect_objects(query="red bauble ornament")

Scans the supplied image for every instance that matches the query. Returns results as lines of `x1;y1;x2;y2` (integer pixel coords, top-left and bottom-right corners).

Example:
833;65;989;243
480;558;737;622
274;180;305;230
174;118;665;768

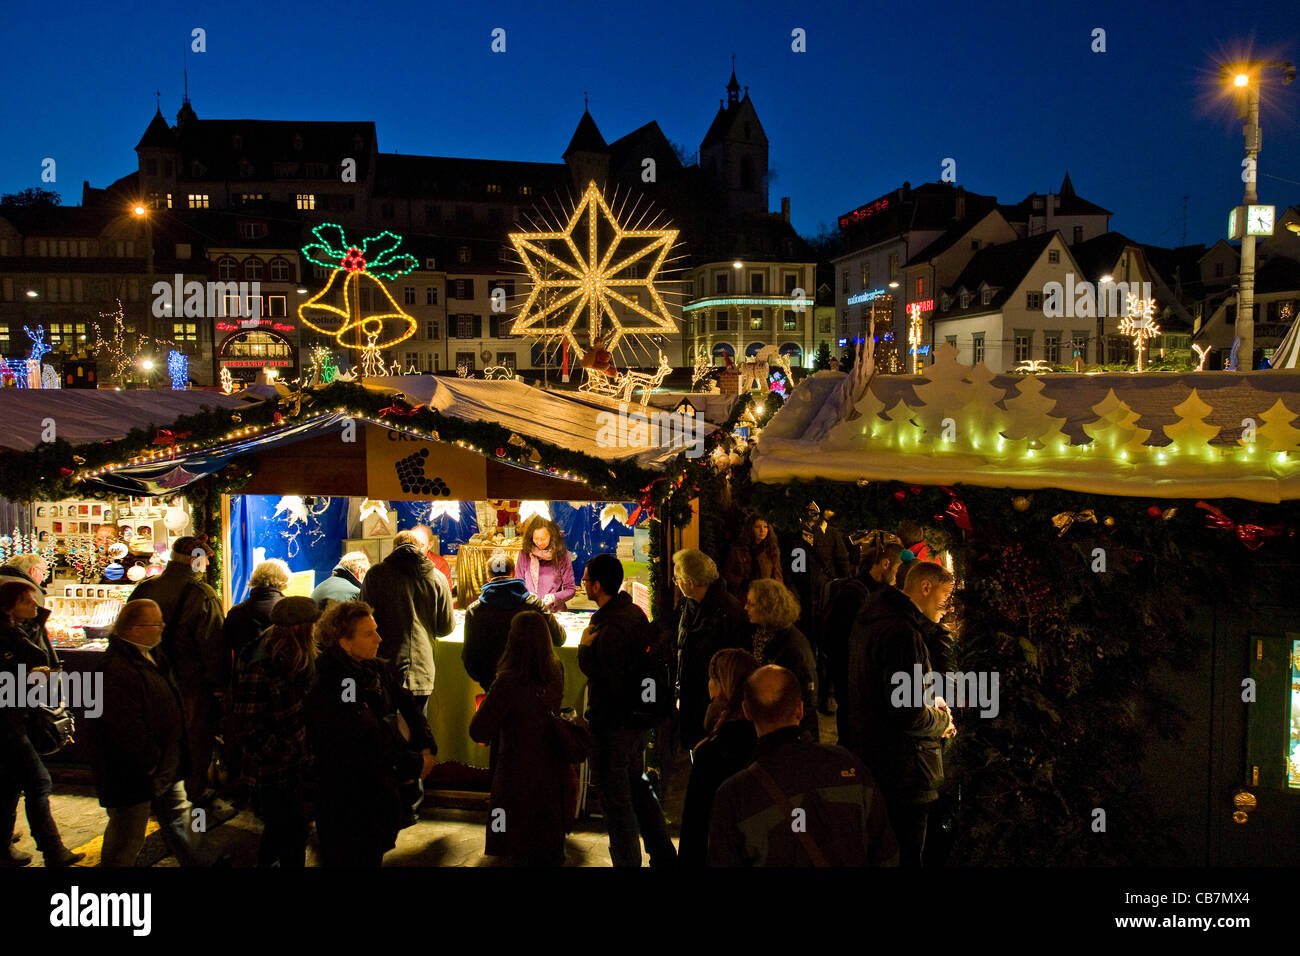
1146;505;1162;518
496;446;506;457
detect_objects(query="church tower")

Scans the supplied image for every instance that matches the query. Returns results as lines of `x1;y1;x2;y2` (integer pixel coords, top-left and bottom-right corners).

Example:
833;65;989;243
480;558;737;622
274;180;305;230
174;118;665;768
699;62;769;217
563;106;611;192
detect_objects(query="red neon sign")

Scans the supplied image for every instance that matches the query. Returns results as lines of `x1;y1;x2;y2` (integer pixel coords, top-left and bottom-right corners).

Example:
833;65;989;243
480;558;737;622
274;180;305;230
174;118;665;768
908;299;934;314
216;321;295;332
839;197;890;229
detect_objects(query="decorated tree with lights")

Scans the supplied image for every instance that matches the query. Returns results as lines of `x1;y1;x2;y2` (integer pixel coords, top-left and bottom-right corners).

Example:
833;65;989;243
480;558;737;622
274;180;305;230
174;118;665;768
93;299;172;388
298;225;418;377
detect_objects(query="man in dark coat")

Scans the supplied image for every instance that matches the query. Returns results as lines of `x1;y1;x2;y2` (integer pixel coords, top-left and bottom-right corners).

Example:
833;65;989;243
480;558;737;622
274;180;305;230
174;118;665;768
462;551;563;690
672;548;749;750
358;530;455;714
786;503;849;712
311;551;370;607
577;554;676;868
94;599;214;866
706;665;897;867
306;600;436;867
844;561;956;868
129;535;226;807
223;559;288;664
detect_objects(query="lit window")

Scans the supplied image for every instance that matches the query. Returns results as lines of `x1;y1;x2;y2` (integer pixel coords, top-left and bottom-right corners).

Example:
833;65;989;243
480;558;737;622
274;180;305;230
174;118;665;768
486;184;501;194
188;194;209;209
750;310;764;330
296;194;316;210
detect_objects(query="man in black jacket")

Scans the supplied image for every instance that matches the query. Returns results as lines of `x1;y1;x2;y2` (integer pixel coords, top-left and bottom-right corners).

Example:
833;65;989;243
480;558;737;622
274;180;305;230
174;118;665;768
577;554;676;868
462;551;563;690
787;503;850;713
359;530;455;716
706;665;897;866
672;548;748;750
95;599;215;867
844;561;957;867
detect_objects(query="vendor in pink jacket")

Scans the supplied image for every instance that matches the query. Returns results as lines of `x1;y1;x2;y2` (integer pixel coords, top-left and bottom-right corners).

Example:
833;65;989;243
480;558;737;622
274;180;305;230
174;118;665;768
516;515;577;612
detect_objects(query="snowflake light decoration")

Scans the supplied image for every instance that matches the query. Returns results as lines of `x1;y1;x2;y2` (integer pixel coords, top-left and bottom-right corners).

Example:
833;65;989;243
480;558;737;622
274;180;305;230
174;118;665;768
1118;297;1160;372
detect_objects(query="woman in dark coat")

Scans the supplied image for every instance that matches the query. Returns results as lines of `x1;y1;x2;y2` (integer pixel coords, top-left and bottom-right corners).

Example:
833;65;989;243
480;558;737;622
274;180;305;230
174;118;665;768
722;514;783;599
305;600;436;867
468;611;570;866
745;579;819;741
223;559;288;663
0;580;81;866
233;596;320;867
678;648;758;867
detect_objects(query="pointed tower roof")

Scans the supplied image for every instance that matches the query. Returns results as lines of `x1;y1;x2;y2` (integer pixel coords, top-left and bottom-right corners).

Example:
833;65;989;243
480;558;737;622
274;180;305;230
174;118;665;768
136;107;174;150
563;109;609;159
1060;171;1076;198
727;61;741;104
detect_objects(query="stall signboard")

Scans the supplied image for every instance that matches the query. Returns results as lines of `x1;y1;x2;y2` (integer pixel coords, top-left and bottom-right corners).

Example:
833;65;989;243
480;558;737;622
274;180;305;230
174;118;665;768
364;424;487;500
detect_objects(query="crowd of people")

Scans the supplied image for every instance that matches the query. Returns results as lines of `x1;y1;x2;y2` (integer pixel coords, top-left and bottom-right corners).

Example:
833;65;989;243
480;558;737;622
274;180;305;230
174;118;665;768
0;508;958;868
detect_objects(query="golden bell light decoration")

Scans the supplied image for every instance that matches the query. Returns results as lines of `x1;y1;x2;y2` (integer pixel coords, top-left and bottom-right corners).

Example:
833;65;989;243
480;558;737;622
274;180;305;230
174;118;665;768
299;224;419;377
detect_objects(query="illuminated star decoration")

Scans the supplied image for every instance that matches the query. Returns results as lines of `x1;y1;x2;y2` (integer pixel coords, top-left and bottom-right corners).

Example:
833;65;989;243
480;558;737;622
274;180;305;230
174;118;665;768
509;181;679;363
298;224;419;377
518;501;552;524
1118;297;1160;372
427;500;461;523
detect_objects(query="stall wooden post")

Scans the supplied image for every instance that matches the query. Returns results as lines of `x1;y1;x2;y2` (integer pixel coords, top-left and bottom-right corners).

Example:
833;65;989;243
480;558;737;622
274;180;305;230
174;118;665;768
220;493;232;611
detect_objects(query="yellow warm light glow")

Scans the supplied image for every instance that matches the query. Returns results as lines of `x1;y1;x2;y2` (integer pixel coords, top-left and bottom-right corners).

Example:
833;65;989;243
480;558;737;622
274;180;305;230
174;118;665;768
1234;73;1250;87
133;205;146;216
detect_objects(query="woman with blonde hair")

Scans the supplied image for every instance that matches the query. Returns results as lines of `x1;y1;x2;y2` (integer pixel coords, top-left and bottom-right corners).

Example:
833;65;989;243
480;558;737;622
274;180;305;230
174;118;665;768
745;579;818;740
677;647;759;867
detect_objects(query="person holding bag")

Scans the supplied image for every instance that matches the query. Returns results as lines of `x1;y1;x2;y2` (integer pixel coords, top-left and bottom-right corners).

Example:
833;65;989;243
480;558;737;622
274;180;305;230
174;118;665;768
0;581;83;866
469;611;572;866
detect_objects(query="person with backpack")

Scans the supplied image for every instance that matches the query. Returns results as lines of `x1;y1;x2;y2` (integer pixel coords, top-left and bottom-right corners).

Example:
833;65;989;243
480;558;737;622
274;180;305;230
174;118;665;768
576;554;676;868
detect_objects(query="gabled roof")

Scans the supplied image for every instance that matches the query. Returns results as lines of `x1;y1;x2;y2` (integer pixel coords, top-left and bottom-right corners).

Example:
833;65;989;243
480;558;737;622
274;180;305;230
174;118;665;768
1068;231;1141;278
166;119;377;182
700;91;767;151
1003;177;1112;219
906;209;1009;265
0;205;130;237
1256;255;1300;294
936;233;1058;317
563;109;609;158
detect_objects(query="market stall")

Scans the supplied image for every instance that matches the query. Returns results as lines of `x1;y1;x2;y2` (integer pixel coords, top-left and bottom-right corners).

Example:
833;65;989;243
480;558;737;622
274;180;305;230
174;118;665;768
745;342;1300;865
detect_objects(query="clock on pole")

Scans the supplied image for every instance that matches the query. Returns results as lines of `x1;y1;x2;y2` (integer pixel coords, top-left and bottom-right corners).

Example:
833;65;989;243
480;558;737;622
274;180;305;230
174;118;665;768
1247;204;1275;236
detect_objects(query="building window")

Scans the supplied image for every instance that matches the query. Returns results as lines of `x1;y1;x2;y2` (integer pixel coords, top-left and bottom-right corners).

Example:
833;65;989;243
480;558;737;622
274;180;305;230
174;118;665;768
48;323;88;348
860;263;870;287
785;272;799;294
455;352;476;372
1044;332;1060;364
269;258;290;281
457;246;471;264
172;323;198;346
188;194;209;209
783;310;798;331
519;185;532;196
841;271;849;295
750;309;764;330
945;335;957;348
456;315;473;338
818;316;831;333
403;286;415;305
240;193;264;204
263;295;287;317
972;332;986;364
1071;332;1089;363
915;277;925;299
217;257;238;280
239;222;268;240
716;310;732;332
426;287;437;305
715;272;728;294
941;294;951;312
840;310;849;336
403;352;419;370
960;292;970;308
486;184;501;194
306;163;328;178
296;194;316;210
1048;249;1060;264
497;351;516;369
750;272;764;294
981;289;992;306
244;258;264;281
1027;291;1043;310
426;320;440;340
1014;331;1032;363
165;193;173;209
1072;226;1083;244
888;254;899;280
1215;262;1225;278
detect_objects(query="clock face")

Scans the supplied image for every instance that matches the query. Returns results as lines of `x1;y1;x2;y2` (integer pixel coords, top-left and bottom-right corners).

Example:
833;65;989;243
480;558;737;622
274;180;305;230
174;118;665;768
1247;205;1275;236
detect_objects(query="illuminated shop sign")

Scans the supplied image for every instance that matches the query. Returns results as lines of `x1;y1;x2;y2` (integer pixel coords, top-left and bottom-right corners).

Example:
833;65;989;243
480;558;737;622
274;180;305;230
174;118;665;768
838;197;890;229
908;299;934;313
216;321;295;332
846;289;890;306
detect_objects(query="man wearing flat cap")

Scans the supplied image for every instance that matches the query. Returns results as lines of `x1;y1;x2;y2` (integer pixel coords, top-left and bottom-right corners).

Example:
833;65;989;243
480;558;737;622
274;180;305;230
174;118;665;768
130;534;226;807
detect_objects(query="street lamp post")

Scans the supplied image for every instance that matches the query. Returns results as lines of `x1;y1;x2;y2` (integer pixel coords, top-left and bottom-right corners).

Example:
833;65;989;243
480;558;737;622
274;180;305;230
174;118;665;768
1224;61;1295;370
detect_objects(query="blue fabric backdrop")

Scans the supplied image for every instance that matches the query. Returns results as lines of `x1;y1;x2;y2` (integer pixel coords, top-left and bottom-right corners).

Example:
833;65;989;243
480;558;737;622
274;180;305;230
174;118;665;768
551;502;637;581
391;501;479;553
229;495;350;604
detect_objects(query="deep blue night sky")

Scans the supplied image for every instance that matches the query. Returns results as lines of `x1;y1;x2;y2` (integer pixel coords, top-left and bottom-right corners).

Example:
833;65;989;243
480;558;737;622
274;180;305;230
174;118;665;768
3;0;1297;249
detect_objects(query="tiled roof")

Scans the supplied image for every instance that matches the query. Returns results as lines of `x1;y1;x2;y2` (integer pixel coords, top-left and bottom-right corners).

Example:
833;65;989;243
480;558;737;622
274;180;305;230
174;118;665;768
937;233;1058;317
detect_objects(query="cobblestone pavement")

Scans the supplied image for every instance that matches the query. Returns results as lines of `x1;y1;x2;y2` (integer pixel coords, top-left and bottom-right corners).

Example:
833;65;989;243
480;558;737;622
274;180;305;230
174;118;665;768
13;713;835;867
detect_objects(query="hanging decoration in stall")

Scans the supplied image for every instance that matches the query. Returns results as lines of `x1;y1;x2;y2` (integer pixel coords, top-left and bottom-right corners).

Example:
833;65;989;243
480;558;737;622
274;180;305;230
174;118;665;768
271;495;333;558
509;180;679;390
298;224;419;378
